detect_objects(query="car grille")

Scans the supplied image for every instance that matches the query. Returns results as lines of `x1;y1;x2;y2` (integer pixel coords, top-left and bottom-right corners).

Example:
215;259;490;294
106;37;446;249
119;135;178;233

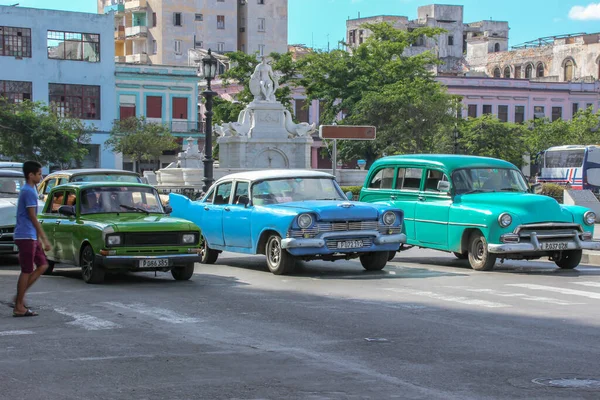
326;237;374;250
123;232;180;246
516;223;581;240
0;226;14;242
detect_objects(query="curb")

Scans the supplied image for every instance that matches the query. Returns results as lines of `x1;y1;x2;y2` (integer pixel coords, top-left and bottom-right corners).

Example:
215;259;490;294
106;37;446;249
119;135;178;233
582;250;600;266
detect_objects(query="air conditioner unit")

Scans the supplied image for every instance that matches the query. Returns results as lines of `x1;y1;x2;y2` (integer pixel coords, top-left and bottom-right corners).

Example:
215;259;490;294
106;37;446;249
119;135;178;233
239;27;245;32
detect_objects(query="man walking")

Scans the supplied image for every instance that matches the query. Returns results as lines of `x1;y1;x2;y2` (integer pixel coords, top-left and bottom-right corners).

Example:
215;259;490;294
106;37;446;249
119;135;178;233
12;161;51;317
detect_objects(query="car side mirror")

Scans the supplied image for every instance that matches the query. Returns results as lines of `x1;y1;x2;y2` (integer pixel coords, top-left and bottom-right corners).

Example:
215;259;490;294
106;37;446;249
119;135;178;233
437;181;451;193
58;205;76;217
530;183;542;194
164;205;173;214
38;193;44;200
237;195;250;207
345;191;354;201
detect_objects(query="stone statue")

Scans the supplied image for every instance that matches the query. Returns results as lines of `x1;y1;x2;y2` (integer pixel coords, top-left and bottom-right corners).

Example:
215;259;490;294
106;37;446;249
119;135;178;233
283;110;317;137
250;58;280;102
214;109;253;137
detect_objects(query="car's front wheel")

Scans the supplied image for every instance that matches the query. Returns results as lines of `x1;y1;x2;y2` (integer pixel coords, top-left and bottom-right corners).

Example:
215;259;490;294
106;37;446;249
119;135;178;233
265;234;295;275
171;263;195;280
360;251;388;271
554;250;582;270
80;245;105;284
387;251;397;261
468;232;497;271
43;260;55;275
201;236;219;264
453;252;468;260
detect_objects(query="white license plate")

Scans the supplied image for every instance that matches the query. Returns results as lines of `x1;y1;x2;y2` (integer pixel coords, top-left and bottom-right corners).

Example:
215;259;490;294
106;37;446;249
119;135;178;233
337;240;363;249
13;245;18;252
542;242;569;251
139;259;171;268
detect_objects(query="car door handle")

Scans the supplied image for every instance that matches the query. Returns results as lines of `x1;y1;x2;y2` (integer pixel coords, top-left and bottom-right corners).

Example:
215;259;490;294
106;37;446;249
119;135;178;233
204;206;210;211
224;207;230;212
55;220;61;225
390;195;397;200
418;195;425;201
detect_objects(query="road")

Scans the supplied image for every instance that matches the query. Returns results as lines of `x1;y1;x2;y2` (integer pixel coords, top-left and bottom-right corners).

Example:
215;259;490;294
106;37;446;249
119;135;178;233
1;248;600;400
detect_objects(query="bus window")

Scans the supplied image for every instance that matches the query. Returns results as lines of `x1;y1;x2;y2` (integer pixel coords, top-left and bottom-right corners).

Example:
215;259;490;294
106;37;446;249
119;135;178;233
544;150;585;168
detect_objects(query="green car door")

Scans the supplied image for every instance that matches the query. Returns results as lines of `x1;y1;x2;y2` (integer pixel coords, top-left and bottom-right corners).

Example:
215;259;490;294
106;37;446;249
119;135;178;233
53;189;78;264
414;169;451;247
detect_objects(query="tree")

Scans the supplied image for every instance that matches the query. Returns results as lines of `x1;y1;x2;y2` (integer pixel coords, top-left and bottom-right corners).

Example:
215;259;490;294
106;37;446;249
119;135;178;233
0;99;93;167
105;117;178;173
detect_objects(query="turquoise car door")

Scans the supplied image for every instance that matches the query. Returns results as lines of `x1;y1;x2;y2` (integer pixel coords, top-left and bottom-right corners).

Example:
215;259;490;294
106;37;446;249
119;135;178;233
201;181;232;247
391;167;424;242
414;169;451;246
223;181;252;248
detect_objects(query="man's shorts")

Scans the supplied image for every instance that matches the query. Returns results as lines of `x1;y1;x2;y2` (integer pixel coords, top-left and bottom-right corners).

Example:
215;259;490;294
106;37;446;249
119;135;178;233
15;239;47;274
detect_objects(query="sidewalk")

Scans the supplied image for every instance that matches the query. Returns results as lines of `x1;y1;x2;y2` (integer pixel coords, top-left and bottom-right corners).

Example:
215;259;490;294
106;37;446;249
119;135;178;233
581;223;600;265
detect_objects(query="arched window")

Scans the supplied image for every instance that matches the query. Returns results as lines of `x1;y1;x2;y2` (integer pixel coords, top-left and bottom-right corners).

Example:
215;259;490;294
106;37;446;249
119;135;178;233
536;63;544;77
503;67;511;78
494;43;500;52
564;59;574;81
525;64;533;79
493;68;501;78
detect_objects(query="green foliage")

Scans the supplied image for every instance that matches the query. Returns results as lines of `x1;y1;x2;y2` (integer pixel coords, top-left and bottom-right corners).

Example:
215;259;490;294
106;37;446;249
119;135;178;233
540;183;564;203
212;97;245;125
0;99;93;168
105;117;178;172
340;186;363;196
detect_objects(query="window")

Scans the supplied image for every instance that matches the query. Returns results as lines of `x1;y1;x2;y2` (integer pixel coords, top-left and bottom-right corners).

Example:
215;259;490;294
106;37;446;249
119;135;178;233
400;168;423;191
552;106;562;122
47;191;65;213
448;35;454;46
295;99;308;122
152;12;157;27
233;181;249;204
564;59;574;81
493;68;501;78
494;42;500;52
217;15;225;29
498;105;508;122
572;103;579;117
545;150;585;168
152;40;157;54
515;106;525;124
258;44;265;56
537;63;544;78
47;31;100;62
65;190;76;207
0;26;32;58
195;40;203;48
503;67;510;78
369;168;394;189
49;84;100;120
173;12;182;26
258;18;265;32
0;80;31;103
172;97;188;119
146;96;162;118
533;105;545;119
204;188;215;204
217;0;224;2
587;103;594;110
217;42;225;52
424;170;448;192
214;182;232;205
514;65;521;79
195;13;203;21
174;39;182;54
525;64;533;79
467;104;477;118
258;0;265;3
483;105;492;115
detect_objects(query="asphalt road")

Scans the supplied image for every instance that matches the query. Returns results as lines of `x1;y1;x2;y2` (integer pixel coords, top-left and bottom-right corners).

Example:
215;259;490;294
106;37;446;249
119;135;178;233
1;248;600;400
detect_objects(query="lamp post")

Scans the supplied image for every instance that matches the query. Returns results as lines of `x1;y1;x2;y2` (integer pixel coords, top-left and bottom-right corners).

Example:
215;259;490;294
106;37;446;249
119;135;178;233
201;49;218;193
453;123;459;154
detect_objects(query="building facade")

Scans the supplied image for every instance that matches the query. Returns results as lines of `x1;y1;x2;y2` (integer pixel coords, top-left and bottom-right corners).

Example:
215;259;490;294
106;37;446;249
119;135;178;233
115;63;201;172
98;0;288;66
0;5;119;169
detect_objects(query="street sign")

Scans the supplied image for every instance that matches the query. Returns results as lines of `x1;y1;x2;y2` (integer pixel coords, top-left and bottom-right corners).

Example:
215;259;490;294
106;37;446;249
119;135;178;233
319;125;376;140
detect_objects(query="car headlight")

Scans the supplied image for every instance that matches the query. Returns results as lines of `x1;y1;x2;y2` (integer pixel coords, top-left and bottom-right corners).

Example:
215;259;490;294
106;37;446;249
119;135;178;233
584;211;596;226
298;213;313;229
383;211;396;226
182;233;196;244
498;213;512;228
106;234;121;246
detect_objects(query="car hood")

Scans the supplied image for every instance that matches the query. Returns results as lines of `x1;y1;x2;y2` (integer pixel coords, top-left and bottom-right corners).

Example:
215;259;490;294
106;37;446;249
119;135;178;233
457;192;574;224
83;213;197;232
273;200;379;221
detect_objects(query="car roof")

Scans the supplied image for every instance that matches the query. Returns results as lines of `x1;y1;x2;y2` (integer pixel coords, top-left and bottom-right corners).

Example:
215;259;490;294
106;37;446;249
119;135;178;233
371;154;518;172
215;169;335;183
50;182;154;191
0;170;24;177
45;169;141;177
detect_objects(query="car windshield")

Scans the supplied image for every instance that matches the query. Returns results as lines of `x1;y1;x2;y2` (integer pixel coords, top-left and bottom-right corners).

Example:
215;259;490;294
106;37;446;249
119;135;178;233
251;177;345;205
72;173;141;183
0;176;25;196
453;168;529;194
81;186;164;214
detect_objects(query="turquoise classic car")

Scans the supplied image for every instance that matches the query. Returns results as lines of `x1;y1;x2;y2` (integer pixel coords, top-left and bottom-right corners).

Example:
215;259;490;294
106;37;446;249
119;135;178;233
359;155;600;271
169;170;406;275
39;182;203;283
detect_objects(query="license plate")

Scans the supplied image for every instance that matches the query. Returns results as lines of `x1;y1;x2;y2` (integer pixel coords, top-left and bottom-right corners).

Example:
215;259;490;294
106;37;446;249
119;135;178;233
542;242;569;251
13;245;18;252
139;259;171;268
337;240;363;249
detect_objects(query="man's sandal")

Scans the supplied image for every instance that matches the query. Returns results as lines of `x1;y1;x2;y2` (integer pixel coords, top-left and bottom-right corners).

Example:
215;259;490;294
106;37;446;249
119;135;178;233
13;309;38;317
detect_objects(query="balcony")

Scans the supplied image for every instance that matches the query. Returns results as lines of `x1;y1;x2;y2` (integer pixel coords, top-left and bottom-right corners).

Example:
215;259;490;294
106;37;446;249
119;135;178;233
124;0;147;11
115;55;127;63
104;3;124;14
114;119;205;137
125;53;150;64
115;26;126;40
126;25;148;38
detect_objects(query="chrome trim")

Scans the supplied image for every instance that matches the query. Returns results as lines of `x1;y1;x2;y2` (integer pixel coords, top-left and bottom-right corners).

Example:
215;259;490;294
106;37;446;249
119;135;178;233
448;222;488;228
513;223;582;234
414;219;448;225
498;213;512;228
489;235;600;254
375;233;407;245
101;254;202;260
281;238;325;249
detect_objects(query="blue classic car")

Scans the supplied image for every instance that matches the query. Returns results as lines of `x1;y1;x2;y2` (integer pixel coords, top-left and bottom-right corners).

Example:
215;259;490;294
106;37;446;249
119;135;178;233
169;170;406;274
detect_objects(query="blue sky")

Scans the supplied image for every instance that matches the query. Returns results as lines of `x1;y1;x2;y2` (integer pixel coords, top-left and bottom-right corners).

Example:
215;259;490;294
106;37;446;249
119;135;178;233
3;0;600;51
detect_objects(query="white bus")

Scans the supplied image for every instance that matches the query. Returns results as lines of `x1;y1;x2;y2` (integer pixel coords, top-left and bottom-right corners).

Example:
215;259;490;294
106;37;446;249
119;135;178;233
537;145;600;191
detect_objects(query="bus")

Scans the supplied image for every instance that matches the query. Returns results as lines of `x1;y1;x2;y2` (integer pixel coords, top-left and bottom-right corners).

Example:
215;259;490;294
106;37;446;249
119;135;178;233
537;145;600;191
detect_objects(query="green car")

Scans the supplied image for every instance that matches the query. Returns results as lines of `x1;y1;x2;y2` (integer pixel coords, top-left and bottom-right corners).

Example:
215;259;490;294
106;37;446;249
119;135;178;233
39;182;203;283
359;155;600;271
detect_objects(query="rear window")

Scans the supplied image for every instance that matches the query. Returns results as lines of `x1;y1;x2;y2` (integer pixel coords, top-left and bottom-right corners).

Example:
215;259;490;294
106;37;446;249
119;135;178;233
71;174;142;183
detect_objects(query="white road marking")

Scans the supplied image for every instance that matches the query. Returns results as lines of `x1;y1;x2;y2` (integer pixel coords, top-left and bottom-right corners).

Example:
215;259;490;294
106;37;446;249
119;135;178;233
54;308;121;331
507;284;600;300
384;288;509;308
0;330;34;336
459;288;584;306
103;302;200;324
572;281;600;288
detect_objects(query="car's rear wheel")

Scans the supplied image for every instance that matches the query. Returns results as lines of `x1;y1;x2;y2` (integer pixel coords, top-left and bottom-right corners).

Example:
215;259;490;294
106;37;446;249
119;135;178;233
453;252;468;260
467;233;496;271
201;236;219;264
80;245;105;284
387;251;397;261
554;250;582;270
43;260;55;275
265;234;295;275
360;252;388;271
171;263;195;280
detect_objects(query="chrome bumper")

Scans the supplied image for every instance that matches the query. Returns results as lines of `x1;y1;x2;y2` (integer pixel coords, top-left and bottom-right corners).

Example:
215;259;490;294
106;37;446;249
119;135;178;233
489;237;600;254
281;232;406;249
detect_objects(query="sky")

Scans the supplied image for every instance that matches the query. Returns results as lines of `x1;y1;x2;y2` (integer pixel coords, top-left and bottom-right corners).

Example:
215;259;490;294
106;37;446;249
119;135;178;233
2;0;600;51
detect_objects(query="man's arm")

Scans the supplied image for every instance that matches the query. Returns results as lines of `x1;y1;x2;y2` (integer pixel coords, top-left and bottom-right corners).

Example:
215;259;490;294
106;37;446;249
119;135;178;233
27;207;51;250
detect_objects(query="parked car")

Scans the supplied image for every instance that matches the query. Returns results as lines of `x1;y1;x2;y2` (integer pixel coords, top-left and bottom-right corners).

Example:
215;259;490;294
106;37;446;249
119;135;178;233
40;182;203;283
359;154;600;271
169;170;406;275
0;162;23;171
0;170;28;255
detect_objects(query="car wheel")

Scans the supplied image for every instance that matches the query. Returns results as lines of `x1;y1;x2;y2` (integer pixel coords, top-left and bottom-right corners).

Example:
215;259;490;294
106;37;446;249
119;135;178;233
387;251;397;261
467;233;496;271
265;234;295;275
43;260;55;275
80;245;105;284
360;251;388;271
453;252;468;260
171;263;195;280
200;236;219;264
554;250;582;270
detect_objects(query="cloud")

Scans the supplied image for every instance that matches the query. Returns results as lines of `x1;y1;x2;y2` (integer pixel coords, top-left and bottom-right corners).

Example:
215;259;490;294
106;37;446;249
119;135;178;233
569;3;600;20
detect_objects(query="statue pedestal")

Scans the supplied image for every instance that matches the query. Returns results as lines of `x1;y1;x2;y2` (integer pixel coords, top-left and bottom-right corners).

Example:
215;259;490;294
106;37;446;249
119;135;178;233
218;135;312;169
